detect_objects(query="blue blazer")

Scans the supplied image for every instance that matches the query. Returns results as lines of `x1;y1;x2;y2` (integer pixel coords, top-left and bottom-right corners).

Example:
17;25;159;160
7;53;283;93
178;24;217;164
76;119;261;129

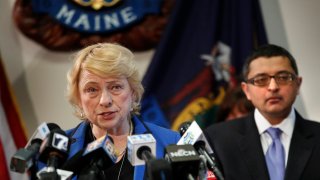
66;116;180;180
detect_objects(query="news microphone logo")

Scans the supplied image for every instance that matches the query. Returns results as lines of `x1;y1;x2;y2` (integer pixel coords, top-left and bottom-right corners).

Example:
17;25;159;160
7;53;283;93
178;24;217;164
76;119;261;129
84;136;105;153
181;132;195;145
38;123;50;136
83;135;117;163
38;129;71;166
165;144;200;179
127;134;156;166
169;148;197;158
177;121;213;154
52;133;69;152
24;122;52;148
165;144;199;162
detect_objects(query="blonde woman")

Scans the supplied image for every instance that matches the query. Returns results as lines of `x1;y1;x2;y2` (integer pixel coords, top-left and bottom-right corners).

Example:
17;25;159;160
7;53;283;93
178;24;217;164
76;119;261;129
45;43;179;180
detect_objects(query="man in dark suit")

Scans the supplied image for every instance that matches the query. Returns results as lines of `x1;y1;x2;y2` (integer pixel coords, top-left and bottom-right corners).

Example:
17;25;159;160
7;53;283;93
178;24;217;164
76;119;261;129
204;44;320;180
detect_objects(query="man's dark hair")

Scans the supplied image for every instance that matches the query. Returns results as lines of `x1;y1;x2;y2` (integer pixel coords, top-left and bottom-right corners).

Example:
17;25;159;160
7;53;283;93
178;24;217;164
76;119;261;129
242;44;299;79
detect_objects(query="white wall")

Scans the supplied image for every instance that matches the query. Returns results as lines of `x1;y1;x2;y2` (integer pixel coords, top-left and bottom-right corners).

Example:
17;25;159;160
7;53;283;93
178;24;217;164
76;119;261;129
1;0;320;137
261;0;320;120
278;0;320;121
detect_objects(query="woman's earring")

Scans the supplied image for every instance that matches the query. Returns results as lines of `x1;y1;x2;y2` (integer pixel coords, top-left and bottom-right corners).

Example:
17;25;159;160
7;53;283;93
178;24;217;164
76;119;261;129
80;111;85;119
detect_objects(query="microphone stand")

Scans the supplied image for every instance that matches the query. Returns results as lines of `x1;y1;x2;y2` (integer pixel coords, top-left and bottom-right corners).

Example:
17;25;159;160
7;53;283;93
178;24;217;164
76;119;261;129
28;160;39;180
38;156;61;180
78;158;105;180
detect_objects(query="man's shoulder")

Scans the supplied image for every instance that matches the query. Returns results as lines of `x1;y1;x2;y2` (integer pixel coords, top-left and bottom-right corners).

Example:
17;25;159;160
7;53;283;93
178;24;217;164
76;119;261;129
298;118;320;134
301;118;320;126
205;115;250;132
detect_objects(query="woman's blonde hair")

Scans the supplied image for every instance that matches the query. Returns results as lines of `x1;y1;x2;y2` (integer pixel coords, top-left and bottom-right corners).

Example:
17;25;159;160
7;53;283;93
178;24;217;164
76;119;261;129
67;43;144;119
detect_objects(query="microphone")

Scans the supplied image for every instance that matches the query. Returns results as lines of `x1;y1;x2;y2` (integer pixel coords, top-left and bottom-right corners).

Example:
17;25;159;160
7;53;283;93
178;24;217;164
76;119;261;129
198;154;208;180
127;134;172;180
177;121;212;152
165;144;200;180
178;121;224;180
37;128;71;180
127;134;156;166
194;141;224;180
61;135;117;180
78;135;117;180
10;122;60;173
59;149;85;174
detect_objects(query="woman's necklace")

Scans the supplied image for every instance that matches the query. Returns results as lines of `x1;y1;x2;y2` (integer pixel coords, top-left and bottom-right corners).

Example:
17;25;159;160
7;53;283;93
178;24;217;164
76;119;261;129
117;151;126;180
117;119;133;180
116;119;133;157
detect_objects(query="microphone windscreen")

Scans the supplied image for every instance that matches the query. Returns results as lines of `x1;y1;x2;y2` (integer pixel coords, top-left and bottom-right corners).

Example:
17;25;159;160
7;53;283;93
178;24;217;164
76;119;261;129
194;140;206;150
61;149;86;173
165;144;200;179
50;128;66;135
38;128;70;166
30;138;42;145
47;123;61;131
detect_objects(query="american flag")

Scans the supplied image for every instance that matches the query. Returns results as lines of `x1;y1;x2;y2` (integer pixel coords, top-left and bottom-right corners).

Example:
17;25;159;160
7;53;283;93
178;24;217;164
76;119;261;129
0;54;28;180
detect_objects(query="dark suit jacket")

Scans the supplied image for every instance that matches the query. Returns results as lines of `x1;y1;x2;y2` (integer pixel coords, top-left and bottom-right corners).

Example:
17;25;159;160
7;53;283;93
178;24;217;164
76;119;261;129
204;111;320;180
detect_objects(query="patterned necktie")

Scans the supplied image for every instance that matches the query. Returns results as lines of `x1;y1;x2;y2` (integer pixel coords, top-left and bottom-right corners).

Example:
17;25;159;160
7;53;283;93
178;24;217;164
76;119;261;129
265;127;285;180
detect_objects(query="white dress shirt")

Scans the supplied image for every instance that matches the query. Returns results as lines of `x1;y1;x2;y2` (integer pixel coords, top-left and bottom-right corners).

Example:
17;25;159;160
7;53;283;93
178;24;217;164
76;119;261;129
254;108;295;166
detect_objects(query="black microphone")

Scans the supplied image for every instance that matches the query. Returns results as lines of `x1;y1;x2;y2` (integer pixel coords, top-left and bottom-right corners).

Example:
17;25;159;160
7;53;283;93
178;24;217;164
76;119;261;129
178;121;224;180
10;123;60;173
194;141;224;180
78;135;117;180
60;135;117;180
59;149;86;174
138;146;172;180
37;128;71;180
137;146;155;162
127;134;172;180
165;144;200;180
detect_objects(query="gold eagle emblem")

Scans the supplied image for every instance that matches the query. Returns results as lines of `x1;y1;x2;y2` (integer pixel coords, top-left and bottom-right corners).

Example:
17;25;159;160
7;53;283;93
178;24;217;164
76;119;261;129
72;0;121;10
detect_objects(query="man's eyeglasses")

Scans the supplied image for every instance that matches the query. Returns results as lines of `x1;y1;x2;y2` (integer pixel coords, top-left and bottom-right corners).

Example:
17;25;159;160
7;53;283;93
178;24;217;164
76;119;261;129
245;72;297;86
